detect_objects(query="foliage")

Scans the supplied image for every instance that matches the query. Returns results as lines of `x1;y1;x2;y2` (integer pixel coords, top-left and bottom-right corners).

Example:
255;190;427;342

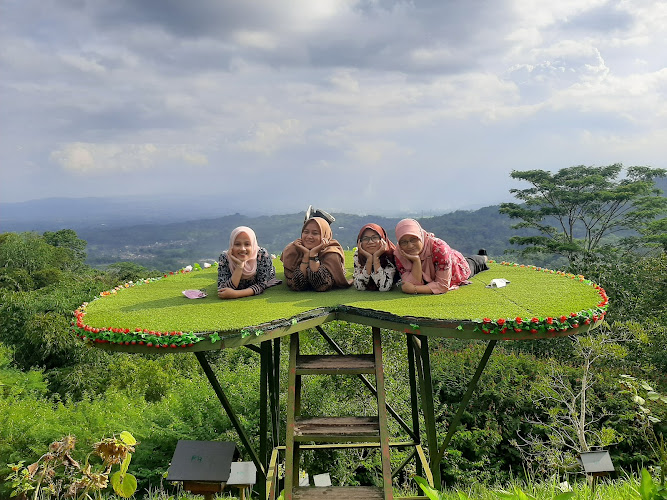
635;468;667;500
5;432;138;500
499;165;667;265
42;230;88;268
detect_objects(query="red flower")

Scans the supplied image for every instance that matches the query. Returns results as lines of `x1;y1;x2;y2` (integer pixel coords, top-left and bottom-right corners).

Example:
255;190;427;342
531;317;539;323
530;328;537;333
497;318;506;326
546;317;554;324
483;318;492;323
560;315;568;323
515;317;523;324
570;312;578;317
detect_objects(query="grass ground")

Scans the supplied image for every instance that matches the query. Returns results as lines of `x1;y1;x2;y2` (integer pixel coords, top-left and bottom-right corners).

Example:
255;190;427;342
82;257;603;336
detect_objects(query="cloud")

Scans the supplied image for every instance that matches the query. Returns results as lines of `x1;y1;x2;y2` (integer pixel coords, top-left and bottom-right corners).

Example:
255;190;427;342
235;119;306;155
50;142;208;173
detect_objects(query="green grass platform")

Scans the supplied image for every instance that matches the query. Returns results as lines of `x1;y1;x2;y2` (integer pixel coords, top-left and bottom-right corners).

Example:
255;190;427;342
75;255;608;352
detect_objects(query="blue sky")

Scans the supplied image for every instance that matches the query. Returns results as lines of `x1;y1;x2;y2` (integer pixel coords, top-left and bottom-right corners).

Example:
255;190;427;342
1;0;666;215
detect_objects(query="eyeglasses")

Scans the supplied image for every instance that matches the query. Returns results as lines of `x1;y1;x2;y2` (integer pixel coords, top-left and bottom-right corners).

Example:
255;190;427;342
360;235;381;243
398;237;421;248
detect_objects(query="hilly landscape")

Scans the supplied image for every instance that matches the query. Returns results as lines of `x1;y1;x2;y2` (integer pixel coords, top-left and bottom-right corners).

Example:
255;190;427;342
75;205;525;272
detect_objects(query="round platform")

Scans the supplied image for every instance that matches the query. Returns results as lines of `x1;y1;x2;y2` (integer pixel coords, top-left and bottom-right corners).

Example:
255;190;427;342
73;259;608;352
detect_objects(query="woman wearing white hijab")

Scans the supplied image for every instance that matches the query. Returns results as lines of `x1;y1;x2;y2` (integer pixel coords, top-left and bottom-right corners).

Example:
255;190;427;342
217;226;280;299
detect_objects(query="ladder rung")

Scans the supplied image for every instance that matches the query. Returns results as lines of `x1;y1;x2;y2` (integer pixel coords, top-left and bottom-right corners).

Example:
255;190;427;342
295;417;379;442
293;486;384;499
296;354;376;375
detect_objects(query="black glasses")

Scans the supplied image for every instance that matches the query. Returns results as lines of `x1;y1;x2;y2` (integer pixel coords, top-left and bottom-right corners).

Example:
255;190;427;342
360;235;381;243
398;237;421;248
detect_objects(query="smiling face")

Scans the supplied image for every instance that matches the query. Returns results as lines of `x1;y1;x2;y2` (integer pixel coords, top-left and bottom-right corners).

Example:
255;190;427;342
231;232;253;260
398;234;423;255
301;220;322;250
360;228;382;254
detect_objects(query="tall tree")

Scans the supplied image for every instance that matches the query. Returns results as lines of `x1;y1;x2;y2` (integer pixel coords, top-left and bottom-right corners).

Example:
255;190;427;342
499;164;667;264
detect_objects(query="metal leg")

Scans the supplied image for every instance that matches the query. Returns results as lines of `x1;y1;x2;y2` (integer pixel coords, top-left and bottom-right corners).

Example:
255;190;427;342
259;340;271;500
433;340;498;467
194;351;265;479
284;333;299;500
406;335;422;478
411;335;440;487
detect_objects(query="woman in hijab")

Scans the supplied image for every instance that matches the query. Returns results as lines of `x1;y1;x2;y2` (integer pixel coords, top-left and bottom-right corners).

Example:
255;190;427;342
353;223;398;291
281;217;351;292
394;218;488;295
217;226;281;299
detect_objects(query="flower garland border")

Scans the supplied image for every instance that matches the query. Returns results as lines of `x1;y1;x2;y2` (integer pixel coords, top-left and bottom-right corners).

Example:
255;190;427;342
471;261;608;336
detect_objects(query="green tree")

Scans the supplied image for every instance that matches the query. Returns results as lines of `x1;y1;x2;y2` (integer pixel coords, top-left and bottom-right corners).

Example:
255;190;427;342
499;165;667;265
43;229;87;268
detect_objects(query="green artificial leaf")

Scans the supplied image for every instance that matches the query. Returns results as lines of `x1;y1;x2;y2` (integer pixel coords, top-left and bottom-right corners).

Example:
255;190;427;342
410;323;420;331
291;318;297;326
111;471;138;498
255;329;264;336
457;324;464;331
413;475;441;500
210;332;221;343
639;468;654;499
120;431;137;445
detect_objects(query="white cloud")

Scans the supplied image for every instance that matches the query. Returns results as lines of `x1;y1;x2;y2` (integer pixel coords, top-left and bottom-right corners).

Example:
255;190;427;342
235;119;306;155
50;142;208;173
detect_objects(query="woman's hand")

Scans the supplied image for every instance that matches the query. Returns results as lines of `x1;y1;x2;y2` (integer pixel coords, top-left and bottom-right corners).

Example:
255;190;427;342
294;239;309;256
373;239;388;258
399;247;420;263
357;242;372;259
228;252;246;267
310;237;330;256
218;287;241;299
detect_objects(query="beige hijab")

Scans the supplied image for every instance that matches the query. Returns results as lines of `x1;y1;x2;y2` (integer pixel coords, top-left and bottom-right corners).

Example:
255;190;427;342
281;217;351;287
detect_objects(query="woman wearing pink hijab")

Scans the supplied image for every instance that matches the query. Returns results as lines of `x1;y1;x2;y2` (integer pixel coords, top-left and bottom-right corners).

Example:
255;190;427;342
217;226;281;299
394;219;488;295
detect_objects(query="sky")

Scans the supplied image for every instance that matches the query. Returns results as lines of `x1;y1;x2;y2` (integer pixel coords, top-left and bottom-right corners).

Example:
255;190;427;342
1;0;666;216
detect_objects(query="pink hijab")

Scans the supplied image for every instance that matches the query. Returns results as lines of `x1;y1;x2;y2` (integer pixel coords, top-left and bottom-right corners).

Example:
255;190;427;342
227;226;259;279
394;218;438;283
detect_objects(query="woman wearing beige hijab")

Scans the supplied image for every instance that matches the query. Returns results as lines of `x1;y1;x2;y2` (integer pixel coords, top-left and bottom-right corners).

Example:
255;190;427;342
281;217;352;291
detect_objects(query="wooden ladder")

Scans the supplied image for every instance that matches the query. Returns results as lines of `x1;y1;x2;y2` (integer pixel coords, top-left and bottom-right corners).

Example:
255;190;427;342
283;326;393;500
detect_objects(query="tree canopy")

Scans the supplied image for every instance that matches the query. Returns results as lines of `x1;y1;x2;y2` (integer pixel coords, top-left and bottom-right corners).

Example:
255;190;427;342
499;164;667;264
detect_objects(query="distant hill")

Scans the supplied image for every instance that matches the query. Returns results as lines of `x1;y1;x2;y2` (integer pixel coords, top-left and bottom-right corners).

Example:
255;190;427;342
77;206;525;271
0;195;266;233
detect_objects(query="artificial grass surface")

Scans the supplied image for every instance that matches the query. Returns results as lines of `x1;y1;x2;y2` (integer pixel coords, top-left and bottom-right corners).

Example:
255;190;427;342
82;257;603;335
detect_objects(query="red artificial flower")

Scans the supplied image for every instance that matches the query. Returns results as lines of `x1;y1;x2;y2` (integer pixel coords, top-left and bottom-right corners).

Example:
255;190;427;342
531;317;539;323
546;317;554;324
497;318;506;326
560;315;568;323
515;317;523;324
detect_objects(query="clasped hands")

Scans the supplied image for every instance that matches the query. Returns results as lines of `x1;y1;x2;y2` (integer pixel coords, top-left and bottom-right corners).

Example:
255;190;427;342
357;238;388;260
294;238;331;260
